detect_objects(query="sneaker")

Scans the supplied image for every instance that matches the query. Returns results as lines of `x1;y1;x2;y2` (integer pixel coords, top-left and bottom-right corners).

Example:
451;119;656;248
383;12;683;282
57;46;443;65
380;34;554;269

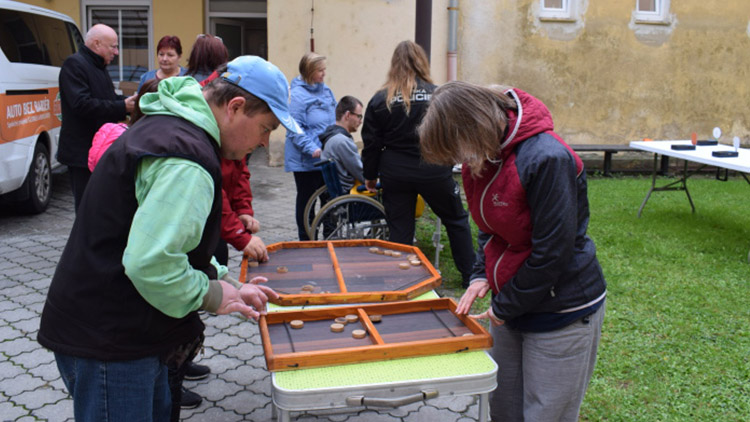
180;387;202;409
184;361;210;381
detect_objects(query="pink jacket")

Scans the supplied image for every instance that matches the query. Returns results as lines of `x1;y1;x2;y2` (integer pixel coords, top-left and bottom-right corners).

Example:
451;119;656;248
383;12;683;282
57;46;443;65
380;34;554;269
88;123;128;171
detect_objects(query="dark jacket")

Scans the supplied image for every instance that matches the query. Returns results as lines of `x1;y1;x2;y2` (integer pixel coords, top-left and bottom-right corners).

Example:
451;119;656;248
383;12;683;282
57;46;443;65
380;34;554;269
58;45;127;167
463;88;606;322
361;79;450;181
38;115;222;361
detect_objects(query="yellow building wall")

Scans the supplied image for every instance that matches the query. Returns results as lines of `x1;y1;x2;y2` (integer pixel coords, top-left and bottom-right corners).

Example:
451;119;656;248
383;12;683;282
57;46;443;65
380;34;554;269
267;0;449;165
151;0;203;68
459;0;750;144
20;0;80;27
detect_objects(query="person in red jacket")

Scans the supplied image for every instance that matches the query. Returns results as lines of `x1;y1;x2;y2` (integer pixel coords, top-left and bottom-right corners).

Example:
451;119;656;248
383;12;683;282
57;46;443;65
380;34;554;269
198;70;268;266
214;157;267;265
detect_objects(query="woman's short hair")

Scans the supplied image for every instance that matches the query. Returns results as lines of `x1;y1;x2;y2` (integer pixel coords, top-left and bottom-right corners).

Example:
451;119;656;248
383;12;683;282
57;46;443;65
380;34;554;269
156;35;182;56
418;81;517;177
187;34;228;77
202;65;271;117
298;52;326;84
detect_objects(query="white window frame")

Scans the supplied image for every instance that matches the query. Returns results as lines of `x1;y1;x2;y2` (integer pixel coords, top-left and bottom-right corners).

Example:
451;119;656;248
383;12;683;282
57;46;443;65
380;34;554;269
634;0;671;24
539;0;575;22
81;0;153;82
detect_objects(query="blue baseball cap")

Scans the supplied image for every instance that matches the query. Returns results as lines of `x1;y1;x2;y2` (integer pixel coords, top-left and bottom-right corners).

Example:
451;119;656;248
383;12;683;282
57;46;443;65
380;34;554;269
220;56;303;134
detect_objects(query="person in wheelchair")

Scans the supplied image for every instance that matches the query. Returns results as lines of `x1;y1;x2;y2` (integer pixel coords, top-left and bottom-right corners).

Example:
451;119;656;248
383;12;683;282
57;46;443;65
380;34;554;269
318;95;366;192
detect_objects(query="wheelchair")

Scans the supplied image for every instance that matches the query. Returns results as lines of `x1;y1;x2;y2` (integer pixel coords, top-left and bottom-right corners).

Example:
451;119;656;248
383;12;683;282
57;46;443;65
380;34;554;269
303;160;389;240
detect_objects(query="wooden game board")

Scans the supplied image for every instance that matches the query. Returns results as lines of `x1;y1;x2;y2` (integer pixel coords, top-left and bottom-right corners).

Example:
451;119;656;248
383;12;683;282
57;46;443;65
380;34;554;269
259;298;492;371
239;240;441;306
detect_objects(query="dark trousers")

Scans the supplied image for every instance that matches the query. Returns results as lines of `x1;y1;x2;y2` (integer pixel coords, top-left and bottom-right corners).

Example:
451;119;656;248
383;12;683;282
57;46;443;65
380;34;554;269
380;173;475;283
293;170;325;240
68;166;91;213
214;239;229;266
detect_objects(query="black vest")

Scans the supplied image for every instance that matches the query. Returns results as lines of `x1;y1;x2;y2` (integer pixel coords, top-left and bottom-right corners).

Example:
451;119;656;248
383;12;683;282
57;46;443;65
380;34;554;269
39;115;222;361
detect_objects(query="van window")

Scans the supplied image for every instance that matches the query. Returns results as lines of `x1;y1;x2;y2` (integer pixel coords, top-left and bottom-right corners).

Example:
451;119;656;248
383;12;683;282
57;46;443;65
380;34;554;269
0;9;79;66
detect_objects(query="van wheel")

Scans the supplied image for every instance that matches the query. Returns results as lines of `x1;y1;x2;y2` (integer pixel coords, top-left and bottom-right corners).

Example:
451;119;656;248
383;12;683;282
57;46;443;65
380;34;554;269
18;143;52;214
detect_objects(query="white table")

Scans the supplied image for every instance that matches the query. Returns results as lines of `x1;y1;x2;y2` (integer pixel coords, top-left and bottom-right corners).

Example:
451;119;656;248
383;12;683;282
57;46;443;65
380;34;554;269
629;140;750;261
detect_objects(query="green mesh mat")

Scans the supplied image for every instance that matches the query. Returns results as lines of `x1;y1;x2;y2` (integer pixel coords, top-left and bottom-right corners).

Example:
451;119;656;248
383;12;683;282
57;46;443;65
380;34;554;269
267;290;439;312
274;351;494;390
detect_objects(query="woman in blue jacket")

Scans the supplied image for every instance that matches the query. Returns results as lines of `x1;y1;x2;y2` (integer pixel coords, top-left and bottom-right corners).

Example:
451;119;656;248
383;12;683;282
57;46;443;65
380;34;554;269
285;52;336;240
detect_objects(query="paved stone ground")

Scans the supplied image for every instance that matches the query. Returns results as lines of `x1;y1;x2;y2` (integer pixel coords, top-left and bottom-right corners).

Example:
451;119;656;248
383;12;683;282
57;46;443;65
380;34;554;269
0;149;485;421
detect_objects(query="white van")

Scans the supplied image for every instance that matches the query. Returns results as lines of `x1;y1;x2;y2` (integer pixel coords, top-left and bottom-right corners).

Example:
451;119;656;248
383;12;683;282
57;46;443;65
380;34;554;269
0;0;82;213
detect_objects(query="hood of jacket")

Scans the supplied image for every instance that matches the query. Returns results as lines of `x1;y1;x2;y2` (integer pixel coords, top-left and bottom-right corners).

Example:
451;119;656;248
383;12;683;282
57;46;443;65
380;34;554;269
318;124;352;149
291;76;328;94
138;76;220;145
497;88;554;159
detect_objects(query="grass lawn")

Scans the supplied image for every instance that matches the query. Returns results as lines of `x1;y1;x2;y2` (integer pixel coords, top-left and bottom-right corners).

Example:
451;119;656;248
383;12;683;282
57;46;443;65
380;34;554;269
415;174;749;421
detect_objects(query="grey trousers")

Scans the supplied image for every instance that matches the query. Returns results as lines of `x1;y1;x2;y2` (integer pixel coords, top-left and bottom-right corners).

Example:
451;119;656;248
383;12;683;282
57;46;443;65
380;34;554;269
490;302;605;422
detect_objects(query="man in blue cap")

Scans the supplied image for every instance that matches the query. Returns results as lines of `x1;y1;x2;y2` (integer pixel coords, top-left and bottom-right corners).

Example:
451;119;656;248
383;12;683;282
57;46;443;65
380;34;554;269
38;56;302;422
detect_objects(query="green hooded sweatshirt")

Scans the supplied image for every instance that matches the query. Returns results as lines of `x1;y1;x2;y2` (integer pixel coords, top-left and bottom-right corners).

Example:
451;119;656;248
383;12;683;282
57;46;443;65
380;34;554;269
122;76;229;318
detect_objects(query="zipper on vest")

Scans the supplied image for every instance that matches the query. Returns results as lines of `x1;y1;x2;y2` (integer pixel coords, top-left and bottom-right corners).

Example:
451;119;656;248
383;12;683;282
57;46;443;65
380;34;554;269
491;244;508;293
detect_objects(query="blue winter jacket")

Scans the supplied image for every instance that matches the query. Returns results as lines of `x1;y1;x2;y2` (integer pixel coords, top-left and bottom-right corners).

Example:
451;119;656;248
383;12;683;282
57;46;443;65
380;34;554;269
284;76;336;172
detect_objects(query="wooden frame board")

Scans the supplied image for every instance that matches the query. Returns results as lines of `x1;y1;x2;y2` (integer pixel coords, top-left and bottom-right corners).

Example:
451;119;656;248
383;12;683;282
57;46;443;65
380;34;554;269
259;298;492;371
239;240;441;306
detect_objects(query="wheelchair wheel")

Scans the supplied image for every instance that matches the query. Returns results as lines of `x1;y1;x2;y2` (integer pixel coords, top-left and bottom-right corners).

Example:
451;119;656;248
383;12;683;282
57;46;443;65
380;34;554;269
303;185;331;239
310;195;389;240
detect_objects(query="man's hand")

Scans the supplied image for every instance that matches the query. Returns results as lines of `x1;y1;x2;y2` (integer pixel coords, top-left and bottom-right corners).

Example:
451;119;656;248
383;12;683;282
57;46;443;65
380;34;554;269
238;214;260;233
124;95;137;113
455;280;490;315
312;148;322;158
242;236;268;262
213;279;279;320
365;179;378;193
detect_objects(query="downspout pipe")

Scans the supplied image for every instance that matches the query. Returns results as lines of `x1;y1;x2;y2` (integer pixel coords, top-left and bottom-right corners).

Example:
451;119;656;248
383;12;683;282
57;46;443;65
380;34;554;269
447;0;458;81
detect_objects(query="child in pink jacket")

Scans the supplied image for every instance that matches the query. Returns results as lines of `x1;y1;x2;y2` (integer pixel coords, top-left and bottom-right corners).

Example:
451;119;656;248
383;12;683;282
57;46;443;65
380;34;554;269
87;78;159;171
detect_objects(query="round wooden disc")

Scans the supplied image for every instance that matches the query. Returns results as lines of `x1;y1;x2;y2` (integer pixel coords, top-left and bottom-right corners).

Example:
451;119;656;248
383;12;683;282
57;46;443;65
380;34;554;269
462;332;473;337
369;247;379;254
276;266;288;273
301;284;315;292
384;250;393;256
406;254;417;261
335;317;348;324
290;320;304;329
330;323;345;332
352;329;367;339
369;314;382;323
248;261;259;267
391;251;402;258
409;259;422;266
345;314;359;323
399;262;410;270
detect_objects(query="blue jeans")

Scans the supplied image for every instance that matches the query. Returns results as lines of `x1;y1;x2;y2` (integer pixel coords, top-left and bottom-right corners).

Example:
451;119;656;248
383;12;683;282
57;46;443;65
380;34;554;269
55;352;171;422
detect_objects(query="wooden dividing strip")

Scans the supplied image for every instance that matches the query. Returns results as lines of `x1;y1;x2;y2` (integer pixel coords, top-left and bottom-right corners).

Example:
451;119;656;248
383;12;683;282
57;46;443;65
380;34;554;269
239;254;248;284
357;308;385;345
327;242;348;293
258;316;276;369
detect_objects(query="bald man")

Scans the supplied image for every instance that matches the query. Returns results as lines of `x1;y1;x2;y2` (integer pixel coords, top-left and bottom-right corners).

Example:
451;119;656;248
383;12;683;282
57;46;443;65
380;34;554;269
58;24;136;211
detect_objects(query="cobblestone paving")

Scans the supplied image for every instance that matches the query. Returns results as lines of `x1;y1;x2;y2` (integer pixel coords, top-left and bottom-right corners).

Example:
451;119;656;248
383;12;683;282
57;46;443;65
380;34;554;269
0;150;485;421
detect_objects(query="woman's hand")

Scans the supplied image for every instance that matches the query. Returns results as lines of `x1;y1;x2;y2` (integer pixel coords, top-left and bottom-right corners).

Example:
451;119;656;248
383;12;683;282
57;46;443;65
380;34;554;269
312;148;322;158
470;308;505;327
455;280;490;315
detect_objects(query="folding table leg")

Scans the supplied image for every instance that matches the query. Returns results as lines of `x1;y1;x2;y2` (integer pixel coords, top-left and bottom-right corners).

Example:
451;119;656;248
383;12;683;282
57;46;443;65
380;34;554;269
478;392;490;422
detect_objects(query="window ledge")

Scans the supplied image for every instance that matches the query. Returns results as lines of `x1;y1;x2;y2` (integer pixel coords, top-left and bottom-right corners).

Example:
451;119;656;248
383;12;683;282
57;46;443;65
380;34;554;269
633;17;672;26
539;16;578;23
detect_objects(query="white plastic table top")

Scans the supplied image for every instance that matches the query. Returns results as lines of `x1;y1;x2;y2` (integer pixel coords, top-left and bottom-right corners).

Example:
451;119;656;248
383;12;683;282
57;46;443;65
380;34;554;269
629;140;750;173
